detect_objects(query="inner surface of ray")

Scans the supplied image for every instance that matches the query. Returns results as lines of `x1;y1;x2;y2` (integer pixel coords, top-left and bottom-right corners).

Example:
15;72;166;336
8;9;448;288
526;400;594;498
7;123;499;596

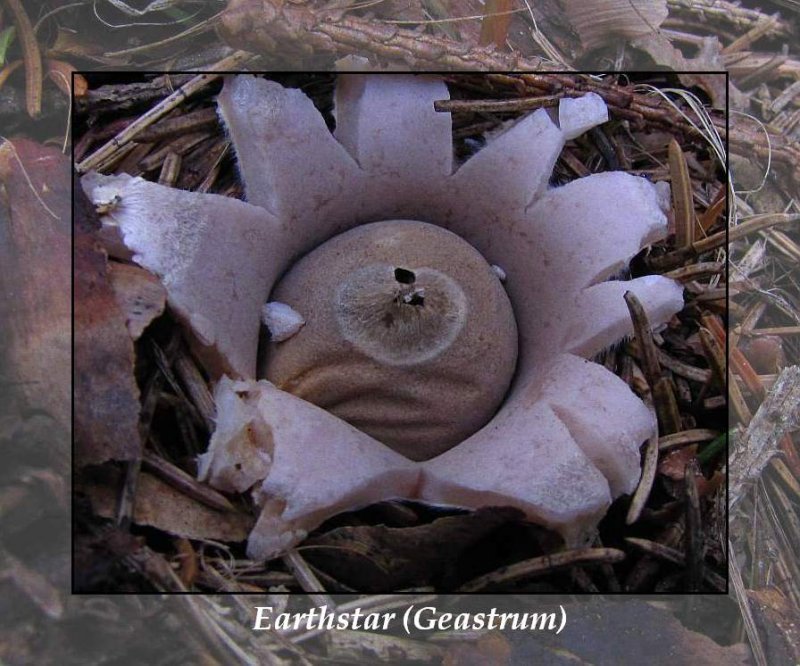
81;173;288;379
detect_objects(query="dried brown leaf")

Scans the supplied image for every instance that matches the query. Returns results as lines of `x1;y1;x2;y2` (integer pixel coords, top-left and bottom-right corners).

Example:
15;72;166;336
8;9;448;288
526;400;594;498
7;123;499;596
82;469;253;543
658;445;698;481
0;140;71;432
304;507;525;591
108;262;166;340
74;177;142;466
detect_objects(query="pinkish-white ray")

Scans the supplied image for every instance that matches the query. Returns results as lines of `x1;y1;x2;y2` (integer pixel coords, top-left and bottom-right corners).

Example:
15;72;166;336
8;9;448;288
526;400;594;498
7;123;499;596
333;74;452;222
455;169;675;372
334;74;452;176
523;171;670;291
420;401;611;546
443;108;565;259
561;275;685;360
442;92;608;259
528;353;655;497
217;75;362;259
82;173;289;379
200;377;420;561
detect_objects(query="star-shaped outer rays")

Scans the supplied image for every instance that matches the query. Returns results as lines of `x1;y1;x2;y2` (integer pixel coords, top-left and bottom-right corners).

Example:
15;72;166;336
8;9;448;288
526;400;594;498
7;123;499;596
82;74;684;561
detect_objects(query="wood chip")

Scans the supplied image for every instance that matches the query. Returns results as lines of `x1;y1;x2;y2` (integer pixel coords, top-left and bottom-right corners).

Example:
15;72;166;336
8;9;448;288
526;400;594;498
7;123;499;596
83;469;254;542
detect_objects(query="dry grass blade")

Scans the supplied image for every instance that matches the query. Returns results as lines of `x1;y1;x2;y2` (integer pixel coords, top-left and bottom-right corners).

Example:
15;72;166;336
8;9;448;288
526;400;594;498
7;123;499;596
627;432;659;525
458;548;625;592
750;326;800;336
660;350;712;383
705;314;765;400
149;339;207;430
707;213;800;251
173;539;199;589
138;132;211;173
699;324;750;422
135;107;220;143
668;137;694;248
0;545;64;618
651;214;799;271
158;151;181;186
116;457;142;529
624;291;679;433
722;15;780;54
5;0;42;117
653;377;682;435
698;328;726;391
102;10;225;58
698;189;726;234
76;50;252;173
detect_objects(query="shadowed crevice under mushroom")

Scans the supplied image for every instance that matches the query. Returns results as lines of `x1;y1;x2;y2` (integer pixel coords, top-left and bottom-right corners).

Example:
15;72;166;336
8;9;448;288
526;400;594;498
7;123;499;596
82;74;684;561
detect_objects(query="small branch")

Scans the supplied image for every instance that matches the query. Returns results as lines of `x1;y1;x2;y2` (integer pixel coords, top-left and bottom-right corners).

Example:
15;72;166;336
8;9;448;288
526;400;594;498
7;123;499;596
218;0;562;72
434;95;560;114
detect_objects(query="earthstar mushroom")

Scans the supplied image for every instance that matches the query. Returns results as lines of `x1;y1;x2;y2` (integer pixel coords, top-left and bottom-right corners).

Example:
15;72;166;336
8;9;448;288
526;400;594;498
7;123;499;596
82;74;683;561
